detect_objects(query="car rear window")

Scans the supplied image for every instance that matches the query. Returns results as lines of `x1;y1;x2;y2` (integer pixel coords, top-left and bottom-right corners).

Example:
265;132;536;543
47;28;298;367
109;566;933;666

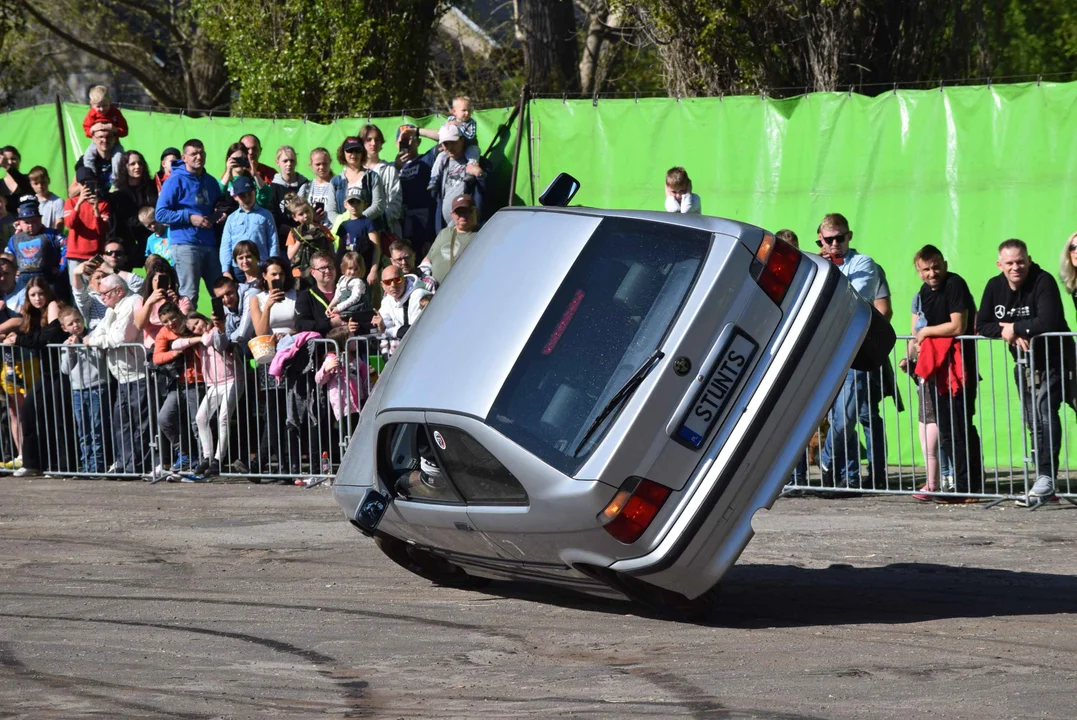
487;217;711;475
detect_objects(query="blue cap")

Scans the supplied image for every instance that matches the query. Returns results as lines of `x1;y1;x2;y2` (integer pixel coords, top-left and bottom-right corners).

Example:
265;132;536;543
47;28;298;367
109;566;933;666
231;174;255;196
17;199;40;219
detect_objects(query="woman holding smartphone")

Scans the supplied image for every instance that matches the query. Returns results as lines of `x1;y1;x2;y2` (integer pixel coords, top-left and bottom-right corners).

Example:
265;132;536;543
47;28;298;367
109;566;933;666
134;256;190;352
248;256;298;338
242;256;299;478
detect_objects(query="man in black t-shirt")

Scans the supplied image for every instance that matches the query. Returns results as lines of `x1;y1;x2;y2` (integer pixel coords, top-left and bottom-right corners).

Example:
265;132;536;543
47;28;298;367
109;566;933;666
910;245;982;497
976;238;1075;504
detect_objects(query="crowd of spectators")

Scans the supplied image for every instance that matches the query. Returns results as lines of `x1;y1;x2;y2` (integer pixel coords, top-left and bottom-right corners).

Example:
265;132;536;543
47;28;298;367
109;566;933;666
773;212;1077;507
0;86;491;482
1;87;1074;502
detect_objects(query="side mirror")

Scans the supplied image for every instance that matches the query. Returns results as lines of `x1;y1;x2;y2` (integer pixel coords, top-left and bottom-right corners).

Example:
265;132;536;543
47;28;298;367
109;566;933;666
538;173;580;207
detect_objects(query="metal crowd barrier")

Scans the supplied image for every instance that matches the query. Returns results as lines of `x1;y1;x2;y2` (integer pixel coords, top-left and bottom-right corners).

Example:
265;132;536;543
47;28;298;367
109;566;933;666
1026;333;1077;502
13;326;1077;506
784;334;1077;505
0;335;377;484
0;343;158;479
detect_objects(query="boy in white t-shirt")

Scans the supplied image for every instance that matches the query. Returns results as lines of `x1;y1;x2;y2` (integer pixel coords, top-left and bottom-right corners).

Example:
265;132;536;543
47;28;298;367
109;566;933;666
664;166;701;215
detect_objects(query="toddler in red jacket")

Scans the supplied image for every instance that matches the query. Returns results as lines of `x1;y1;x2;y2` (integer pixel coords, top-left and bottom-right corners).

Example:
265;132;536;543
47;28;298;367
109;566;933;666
82;85;127;170
82;85;128;138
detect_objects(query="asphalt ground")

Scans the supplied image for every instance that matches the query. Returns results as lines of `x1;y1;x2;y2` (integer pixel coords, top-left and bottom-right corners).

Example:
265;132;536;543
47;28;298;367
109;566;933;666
1;478;1076;719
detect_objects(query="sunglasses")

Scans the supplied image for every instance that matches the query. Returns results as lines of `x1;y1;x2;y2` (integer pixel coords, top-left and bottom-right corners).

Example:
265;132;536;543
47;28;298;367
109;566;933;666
103;250;124;257
381;276;403;286
1069;243;1077;252
815;232;848;247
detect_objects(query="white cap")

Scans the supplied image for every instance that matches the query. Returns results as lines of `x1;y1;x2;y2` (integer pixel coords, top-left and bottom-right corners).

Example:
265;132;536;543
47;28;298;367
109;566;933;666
437;124;461;143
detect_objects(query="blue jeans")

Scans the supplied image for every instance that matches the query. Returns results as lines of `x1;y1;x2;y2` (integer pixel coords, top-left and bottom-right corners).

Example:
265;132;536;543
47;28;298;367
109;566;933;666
172;244;221;308
73;387;106;473
821;368;887;487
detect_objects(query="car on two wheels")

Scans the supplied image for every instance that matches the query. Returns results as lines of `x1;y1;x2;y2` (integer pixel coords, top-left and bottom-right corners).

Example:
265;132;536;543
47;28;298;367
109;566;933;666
333;194;893;619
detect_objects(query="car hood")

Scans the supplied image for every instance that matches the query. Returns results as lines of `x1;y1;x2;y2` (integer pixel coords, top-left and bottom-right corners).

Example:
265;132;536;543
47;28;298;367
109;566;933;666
375;209;603;419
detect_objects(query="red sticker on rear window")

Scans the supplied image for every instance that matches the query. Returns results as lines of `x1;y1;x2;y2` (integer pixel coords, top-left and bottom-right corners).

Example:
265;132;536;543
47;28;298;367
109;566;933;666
542;289;585;355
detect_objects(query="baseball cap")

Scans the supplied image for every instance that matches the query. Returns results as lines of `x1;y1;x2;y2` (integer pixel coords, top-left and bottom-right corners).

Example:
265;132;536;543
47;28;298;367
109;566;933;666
396;124;417;144
345;186;367;207
342;138;363;153
451;194;474;214
231;174;255;196
75;166;96;184
438;124;461;143
16;199;40;219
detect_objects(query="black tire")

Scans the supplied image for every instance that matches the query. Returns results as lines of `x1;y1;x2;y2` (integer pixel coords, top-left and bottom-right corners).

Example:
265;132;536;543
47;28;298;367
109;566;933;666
374;535;491;589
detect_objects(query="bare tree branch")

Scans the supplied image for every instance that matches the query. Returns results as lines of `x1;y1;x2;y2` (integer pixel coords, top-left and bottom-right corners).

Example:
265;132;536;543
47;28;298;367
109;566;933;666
16;0;183;107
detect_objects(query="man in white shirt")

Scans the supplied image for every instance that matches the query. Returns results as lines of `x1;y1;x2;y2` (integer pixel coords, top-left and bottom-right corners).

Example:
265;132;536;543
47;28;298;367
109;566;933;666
83;275;151;475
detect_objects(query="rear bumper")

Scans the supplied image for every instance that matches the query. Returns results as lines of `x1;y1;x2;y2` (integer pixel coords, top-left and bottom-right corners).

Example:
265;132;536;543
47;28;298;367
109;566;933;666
606;262;871;598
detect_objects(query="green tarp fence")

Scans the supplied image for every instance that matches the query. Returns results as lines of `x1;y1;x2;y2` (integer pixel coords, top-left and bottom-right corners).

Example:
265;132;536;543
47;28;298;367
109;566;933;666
3;82;1077;466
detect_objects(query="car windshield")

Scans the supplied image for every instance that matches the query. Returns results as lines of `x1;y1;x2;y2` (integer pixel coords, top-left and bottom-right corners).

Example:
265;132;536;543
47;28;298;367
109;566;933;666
487;216;711;475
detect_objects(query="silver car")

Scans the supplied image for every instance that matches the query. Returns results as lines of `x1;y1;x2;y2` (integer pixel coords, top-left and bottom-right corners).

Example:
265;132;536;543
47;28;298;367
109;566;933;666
334;191;892;618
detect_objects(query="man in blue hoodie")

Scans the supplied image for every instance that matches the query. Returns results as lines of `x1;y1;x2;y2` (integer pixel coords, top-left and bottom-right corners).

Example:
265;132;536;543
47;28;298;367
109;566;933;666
155;139;221;305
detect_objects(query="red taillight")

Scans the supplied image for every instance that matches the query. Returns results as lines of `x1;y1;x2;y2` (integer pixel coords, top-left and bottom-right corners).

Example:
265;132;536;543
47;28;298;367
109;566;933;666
752;235;801;305
600;478;671;544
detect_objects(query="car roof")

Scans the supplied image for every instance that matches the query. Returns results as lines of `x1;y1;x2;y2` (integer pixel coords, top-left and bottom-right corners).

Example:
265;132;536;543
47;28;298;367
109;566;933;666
504;205;767;243
375;206;765;419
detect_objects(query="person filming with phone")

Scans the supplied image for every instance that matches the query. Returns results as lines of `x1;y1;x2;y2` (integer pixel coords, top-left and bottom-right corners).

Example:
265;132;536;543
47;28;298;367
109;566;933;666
134;259;191;353
63;166;111;288
245;256;298;340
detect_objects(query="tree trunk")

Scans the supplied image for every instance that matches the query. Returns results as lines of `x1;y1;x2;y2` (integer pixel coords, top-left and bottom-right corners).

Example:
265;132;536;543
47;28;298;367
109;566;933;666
516;0;580;95
579;1;605;96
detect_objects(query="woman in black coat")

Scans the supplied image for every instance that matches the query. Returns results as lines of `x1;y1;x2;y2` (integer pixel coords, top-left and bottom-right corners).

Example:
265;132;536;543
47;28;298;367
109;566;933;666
110;150;158;266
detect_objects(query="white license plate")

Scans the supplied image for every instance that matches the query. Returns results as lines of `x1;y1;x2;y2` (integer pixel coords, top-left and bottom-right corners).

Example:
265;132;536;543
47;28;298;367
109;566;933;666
676;331;757;449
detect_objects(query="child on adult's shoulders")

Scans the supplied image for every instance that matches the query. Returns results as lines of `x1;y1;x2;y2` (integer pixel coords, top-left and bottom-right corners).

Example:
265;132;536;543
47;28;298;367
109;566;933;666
81;85;127;170
420;95;480;179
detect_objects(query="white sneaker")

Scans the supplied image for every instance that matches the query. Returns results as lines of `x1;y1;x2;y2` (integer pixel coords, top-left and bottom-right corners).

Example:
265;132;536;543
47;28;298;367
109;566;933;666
1030;475;1055;497
941;476;956;493
13;467;39;477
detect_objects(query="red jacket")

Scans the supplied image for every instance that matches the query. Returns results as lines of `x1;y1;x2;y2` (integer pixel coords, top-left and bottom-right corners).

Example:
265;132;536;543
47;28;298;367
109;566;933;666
915;337;966;395
83;106;129;138
63;197;110;261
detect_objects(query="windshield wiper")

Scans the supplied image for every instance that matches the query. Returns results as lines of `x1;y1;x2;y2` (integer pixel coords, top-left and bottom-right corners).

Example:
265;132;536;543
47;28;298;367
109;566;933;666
573;349;665;457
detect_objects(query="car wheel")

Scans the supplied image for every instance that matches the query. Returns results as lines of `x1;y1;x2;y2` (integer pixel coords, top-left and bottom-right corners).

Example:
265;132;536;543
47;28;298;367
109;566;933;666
374;535;491;589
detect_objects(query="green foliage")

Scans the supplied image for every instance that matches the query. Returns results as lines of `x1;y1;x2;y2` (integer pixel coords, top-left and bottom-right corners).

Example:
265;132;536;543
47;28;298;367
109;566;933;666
195;0;441;120
619;0;1077;96
986;0;1077;79
0;4;34;109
